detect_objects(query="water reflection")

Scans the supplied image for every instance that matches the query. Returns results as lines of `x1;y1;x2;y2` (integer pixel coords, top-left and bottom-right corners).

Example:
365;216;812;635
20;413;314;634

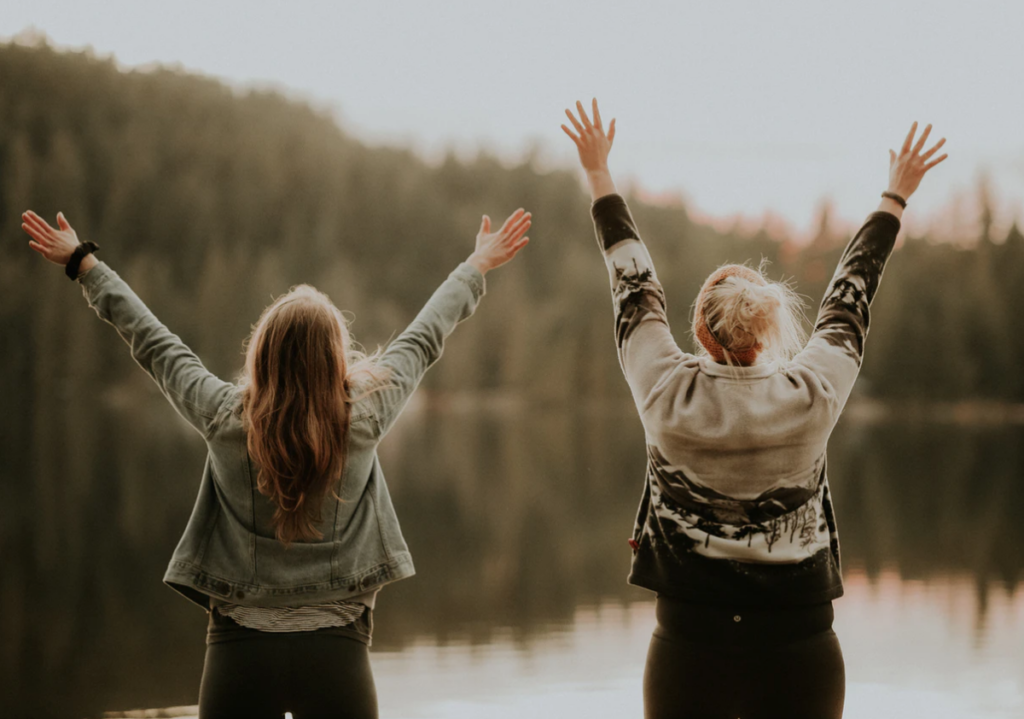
372;574;1024;719
1;389;1022;717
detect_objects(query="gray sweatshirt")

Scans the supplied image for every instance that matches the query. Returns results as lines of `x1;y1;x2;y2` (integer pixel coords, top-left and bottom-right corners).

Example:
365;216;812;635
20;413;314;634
591;193;900;606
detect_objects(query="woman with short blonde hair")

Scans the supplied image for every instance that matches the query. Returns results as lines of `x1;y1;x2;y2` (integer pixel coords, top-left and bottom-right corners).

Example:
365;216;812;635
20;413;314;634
563;99;946;718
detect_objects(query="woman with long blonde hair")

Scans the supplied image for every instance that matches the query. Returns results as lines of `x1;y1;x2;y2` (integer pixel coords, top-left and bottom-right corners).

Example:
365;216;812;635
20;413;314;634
21;206;531;718
562;99;946;718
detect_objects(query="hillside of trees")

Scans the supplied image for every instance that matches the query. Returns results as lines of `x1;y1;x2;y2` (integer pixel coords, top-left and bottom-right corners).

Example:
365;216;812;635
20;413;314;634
2;38;1022;438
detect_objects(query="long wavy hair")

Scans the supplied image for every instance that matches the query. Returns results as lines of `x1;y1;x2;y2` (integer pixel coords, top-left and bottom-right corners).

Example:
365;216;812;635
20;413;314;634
240;285;388;546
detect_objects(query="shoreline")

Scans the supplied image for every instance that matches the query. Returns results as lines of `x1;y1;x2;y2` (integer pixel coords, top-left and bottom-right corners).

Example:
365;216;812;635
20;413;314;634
405;391;1024;425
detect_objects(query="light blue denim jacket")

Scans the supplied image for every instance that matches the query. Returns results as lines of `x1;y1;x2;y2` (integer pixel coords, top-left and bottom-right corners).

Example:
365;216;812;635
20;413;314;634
80;260;485;609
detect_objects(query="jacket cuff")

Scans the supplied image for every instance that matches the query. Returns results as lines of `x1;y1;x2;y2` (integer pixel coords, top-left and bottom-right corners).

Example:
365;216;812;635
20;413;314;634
865;210;902;232
78;261;115;297
452;262;486;298
591;192;628;215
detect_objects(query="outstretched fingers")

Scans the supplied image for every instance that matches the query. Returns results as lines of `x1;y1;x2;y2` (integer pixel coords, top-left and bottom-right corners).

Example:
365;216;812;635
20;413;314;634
23;209;52;228
504;212;532;242
921;136;946;161
901;121;918;156
498;208;526;234
923;153;948;171
576;101;593;130
592;98;603;131
912;124;933;156
21;217;54;246
20;213;52;255
564;108;584;135
561;124;581;145
21;223;43;245
22;211;53;238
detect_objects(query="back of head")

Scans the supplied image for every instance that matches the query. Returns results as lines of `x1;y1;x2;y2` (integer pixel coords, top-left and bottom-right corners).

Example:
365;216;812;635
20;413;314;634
693;263;807;366
241;285;366;545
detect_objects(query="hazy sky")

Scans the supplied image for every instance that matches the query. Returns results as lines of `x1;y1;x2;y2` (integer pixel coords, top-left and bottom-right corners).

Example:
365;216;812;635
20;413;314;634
4;1;1023;235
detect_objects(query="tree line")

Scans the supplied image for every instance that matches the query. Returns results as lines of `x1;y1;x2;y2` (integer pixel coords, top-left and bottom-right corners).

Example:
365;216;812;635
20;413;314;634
2;38;1021;436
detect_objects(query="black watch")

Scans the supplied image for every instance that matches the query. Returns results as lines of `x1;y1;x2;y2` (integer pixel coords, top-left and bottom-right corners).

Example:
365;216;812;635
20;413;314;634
65;241;100;280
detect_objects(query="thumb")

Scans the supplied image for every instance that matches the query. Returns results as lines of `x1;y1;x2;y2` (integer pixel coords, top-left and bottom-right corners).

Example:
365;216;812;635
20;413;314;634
479;215;490;235
57;212;72;231
608;118;616;145
889;149;896;167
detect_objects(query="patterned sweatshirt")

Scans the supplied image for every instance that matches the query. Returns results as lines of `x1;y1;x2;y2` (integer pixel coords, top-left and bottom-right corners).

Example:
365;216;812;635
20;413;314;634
591;193;900;607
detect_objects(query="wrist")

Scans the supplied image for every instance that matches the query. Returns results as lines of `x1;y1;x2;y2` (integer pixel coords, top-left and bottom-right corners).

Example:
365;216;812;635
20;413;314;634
64;240;100;280
466;253;490;276
886;186;911;202
78;254;99;275
877;196;905;220
585;167;617;202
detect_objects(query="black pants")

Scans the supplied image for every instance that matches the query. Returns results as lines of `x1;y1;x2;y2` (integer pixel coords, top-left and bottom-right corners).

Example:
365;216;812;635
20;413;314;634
199;609;378;719
644;597;845;719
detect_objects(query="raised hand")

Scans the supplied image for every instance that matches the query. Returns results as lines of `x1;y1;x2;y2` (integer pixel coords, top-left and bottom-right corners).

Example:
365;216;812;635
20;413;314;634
562;98;616;173
467;208;532;275
888;122;948;201
21;210;90;268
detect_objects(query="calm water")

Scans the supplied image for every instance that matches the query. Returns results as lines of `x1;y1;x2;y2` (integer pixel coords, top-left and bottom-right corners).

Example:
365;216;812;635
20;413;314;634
2;389;1022;718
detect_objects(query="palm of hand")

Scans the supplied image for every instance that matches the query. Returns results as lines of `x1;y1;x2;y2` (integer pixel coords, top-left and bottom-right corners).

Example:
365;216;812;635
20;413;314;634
21;211;80;266
470;209;532;273
888;122;947;200
562;99;616;173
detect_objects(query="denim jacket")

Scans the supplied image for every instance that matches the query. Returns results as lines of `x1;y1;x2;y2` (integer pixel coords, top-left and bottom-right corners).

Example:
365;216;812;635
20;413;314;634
80;261;485;609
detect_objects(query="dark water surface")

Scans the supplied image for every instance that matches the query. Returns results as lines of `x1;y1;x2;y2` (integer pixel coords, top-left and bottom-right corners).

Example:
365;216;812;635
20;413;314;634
2;390;1022;718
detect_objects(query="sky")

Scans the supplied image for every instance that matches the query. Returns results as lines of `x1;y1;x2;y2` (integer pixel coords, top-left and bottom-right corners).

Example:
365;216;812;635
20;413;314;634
4;0;1023;237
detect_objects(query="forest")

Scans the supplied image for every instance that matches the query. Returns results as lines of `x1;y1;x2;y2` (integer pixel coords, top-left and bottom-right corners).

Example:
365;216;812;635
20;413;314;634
1;37;1022;446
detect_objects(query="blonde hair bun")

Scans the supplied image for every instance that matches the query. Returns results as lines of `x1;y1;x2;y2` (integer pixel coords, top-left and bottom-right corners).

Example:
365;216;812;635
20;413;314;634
693;263;807;365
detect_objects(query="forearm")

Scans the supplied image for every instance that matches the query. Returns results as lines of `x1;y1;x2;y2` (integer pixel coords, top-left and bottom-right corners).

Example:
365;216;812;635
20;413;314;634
590;194;684;405
586;167;618;202
591;192;642;252
804;210;900;370
827;211;900;309
373;263;485;434
80;262;233;434
385;263;484;365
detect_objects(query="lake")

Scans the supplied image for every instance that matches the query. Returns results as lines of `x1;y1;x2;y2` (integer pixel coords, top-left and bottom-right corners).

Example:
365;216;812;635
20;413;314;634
2;388;1022;718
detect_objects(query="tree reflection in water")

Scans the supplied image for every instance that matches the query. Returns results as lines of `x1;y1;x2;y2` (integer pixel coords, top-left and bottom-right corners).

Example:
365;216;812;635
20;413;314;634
1;390;1021;717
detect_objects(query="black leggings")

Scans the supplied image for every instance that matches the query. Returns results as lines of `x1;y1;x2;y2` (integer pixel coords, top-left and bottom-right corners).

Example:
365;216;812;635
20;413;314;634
199;611;378;719
644;597;845;719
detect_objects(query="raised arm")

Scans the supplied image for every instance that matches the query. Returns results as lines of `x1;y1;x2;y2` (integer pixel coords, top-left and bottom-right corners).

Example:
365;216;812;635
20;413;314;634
371;209;531;437
563;99;687;411
793;122;948;412
21;211;234;438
